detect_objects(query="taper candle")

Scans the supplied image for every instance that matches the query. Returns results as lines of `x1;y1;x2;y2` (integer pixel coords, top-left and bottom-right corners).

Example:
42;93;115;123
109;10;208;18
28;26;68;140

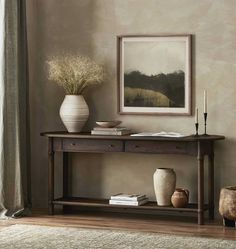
204;90;207;113
195;107;198;123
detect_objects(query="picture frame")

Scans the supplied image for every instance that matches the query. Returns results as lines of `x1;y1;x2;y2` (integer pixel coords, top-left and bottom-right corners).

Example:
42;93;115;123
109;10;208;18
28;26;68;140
117;35;192;115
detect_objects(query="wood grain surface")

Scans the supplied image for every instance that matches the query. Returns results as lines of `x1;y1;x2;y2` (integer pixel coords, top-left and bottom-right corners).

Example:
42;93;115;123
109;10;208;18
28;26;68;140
0;209;235;240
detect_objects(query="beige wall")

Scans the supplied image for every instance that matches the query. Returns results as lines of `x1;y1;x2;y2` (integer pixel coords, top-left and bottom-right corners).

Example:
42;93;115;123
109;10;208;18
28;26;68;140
26;0;235;212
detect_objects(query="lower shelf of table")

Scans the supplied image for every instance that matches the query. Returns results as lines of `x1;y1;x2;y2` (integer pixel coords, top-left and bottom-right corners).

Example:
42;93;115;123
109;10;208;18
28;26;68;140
53;197;209;213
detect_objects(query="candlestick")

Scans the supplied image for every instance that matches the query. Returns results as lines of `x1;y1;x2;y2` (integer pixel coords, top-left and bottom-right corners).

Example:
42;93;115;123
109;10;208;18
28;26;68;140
195;107;198;123
204;112;208;135
204;90;207;113
195;122;199;136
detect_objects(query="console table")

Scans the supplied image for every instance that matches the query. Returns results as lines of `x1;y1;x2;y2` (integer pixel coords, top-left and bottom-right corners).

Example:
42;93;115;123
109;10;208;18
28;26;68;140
41;132;225;225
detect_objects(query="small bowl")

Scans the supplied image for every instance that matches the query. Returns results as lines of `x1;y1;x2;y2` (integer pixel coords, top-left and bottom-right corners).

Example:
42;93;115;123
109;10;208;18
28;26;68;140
96;121;122;128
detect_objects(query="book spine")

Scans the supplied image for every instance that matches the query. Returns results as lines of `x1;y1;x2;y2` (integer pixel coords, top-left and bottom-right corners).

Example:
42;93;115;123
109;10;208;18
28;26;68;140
109;199;148;206
93;127;126;131
109;200;140;206
91;131;121;135
110;197;139;201
110;196;146;201
91;130;131;135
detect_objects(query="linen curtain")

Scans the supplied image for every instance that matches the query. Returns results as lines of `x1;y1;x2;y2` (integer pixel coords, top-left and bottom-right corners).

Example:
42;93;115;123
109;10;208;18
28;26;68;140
0;0;31;218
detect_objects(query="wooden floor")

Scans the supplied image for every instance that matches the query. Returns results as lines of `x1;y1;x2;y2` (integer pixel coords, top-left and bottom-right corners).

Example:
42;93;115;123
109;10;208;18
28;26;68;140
0;209;236;240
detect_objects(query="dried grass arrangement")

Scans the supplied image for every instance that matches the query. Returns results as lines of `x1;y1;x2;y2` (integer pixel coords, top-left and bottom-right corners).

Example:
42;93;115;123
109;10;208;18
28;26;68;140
47;55;104;95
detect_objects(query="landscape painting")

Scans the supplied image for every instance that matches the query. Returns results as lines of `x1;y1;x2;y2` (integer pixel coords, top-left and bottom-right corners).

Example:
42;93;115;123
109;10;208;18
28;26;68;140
118;35;191;115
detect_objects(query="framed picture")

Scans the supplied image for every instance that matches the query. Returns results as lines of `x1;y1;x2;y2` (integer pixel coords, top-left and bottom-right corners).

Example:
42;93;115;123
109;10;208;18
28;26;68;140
117;35;192;115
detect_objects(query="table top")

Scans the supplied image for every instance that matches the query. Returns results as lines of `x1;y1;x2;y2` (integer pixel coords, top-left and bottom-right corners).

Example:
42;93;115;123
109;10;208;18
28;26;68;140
41;131;225;142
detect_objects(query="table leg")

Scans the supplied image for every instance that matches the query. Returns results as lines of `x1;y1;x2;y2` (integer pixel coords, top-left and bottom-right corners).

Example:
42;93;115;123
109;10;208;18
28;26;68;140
198;156;204;225
208;153;214;220
63;152;69;213
48;138;54;215
63;152;69;197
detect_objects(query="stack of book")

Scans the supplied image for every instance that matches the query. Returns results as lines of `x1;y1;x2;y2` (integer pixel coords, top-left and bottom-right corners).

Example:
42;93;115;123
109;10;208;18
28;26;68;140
91;127;131;136
109;193;148;206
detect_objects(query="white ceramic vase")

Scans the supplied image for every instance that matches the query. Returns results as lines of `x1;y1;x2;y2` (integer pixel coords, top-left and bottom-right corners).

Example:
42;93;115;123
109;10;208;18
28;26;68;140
59;95;89;133
153;168;176;206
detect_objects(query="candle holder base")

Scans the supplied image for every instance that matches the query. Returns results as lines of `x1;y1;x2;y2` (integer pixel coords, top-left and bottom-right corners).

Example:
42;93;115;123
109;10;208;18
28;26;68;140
204;112;208;136
195;123;199;137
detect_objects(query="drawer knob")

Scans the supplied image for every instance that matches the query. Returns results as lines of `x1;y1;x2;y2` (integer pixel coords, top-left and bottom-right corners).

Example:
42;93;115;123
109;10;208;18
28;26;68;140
109;144;114;148
71;143;76;146
135;145;139;148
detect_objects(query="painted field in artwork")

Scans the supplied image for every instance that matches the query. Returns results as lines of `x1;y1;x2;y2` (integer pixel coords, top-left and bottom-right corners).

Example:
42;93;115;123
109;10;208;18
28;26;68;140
124;70;185;108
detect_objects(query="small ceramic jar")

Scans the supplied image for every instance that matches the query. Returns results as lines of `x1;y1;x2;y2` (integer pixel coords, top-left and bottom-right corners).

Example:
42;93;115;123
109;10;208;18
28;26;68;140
171;188;189;208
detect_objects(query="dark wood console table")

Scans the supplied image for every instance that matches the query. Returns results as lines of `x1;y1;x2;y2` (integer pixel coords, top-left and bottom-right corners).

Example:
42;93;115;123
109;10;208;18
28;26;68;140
41;132;225;225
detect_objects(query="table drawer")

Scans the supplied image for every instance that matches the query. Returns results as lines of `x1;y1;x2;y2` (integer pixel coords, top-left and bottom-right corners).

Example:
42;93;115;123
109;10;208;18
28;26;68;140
62;139;123;152
125;141;187;154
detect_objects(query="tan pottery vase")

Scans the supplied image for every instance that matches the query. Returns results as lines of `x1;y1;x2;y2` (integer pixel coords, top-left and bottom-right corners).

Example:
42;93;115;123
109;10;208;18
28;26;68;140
171;188;189;208
219;186;236;221
153;168;176;206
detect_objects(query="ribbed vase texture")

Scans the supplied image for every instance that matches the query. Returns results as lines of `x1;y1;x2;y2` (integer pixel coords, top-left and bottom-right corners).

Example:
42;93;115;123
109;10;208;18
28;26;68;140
59;95;89;133
153;168;176;206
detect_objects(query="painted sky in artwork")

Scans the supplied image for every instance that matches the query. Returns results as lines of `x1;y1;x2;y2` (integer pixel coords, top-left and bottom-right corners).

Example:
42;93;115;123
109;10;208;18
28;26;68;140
124;41;185;75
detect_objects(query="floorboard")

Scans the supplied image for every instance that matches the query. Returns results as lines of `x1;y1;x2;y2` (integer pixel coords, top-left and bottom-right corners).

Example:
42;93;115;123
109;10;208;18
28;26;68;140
0;209;235;240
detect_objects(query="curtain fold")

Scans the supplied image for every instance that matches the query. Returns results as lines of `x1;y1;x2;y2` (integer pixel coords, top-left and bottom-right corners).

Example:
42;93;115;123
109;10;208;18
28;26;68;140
0;0;31;218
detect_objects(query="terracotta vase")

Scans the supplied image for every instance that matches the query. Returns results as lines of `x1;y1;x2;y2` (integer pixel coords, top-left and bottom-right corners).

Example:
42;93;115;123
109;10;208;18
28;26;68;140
59;95;89;133
171;188;189;208
219;186;236;221
153;168;176;206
